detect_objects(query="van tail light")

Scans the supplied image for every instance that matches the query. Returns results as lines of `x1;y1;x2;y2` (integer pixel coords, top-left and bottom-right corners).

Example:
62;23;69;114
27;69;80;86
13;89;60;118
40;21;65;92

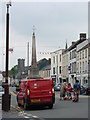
51;84;55;93
52;88;55;93
27;89;30;95
27;86;30;96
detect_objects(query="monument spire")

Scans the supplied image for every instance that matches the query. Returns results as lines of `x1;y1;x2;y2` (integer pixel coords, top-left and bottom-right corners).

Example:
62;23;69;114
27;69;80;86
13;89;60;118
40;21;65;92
29;26;41;79
31;26;37;67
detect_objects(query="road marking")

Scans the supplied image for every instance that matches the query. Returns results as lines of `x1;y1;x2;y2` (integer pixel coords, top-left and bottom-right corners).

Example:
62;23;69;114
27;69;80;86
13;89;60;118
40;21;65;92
33;115;38;118
24;116;29;118
11;105;24;113
23;113;32;117
11;105;39;119
18;111;39;119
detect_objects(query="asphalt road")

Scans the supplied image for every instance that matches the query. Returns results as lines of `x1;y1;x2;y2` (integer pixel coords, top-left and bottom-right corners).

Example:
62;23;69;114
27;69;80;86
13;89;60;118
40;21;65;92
23;93;88;118
8;87;89;119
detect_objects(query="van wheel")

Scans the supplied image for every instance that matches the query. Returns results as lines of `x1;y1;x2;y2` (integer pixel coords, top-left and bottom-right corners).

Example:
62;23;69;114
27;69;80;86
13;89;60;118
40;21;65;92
49;104;53;109
24;99;28;110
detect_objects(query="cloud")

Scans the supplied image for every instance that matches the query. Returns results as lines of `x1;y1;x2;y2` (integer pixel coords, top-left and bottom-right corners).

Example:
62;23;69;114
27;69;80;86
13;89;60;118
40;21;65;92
0;2;88;71
1;0;89;2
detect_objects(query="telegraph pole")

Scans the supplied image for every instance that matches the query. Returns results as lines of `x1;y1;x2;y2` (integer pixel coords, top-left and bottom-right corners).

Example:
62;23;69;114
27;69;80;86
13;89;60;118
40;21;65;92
2;1;11;111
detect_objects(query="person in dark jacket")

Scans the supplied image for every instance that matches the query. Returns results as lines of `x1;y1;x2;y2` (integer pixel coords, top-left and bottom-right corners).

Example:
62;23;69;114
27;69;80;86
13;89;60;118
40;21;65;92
72;79;80;102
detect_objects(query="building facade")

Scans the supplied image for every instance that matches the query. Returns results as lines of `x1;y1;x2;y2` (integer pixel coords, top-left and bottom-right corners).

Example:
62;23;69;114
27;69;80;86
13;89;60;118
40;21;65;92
39;65;51;78
68;33;87;87
77;39;89;85
62;49;69;83
68;44;77;87
51;49;64;84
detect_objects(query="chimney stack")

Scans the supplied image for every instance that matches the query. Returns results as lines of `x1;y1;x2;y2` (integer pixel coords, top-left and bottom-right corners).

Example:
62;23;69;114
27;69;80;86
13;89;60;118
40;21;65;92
72;42;75;45
80;33;86;40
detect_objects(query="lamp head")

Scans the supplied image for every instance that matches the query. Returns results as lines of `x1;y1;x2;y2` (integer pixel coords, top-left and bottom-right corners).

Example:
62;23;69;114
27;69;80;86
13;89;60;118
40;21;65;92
6;1;12;7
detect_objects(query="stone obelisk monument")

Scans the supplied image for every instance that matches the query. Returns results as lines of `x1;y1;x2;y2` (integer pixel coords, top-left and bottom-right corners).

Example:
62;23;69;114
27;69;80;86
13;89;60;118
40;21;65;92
29;27;40;79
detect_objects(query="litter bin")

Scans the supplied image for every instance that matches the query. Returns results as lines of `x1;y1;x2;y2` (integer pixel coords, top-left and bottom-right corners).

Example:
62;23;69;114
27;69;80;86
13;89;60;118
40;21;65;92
2;94;11;111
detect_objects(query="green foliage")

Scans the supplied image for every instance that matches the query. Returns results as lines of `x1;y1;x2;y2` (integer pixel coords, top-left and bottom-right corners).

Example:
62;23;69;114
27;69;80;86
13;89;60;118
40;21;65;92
9;65;18;77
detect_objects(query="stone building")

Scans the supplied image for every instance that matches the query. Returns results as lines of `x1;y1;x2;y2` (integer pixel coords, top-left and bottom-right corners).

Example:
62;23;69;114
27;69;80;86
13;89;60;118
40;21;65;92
62;48;69;83
39;64;51;78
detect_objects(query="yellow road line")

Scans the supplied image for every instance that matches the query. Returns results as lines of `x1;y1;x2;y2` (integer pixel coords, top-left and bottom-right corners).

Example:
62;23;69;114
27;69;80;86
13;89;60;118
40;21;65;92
11;105;24;112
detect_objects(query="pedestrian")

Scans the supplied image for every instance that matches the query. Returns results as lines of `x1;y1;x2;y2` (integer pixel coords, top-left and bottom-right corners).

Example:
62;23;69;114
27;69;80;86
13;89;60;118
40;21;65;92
65;83;72;100
60;82;66;100
72;79;80;102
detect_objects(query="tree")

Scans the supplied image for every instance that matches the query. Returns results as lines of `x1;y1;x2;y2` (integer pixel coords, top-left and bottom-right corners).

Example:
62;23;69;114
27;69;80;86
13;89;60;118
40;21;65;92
9;65;18;78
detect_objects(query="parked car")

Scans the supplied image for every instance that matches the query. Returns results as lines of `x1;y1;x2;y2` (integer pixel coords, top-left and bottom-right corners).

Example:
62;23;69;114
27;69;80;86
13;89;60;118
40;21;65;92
54;83;61;91
81;83;90;95
0;86;4;97
17;78;55;109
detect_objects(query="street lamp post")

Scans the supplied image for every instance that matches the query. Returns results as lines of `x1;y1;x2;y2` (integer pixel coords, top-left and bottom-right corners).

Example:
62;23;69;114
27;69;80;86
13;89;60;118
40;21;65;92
2;2;11;111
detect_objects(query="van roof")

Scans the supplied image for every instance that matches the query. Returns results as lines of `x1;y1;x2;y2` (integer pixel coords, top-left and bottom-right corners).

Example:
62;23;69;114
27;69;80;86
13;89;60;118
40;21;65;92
21;78;52;82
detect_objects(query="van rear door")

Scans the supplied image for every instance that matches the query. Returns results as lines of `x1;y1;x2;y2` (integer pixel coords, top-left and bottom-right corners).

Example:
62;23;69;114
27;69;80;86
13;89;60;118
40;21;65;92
29;79;52;99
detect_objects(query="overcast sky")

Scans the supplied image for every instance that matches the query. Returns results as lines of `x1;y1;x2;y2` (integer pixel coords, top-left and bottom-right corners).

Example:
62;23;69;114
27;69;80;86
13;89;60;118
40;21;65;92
0;1;89;71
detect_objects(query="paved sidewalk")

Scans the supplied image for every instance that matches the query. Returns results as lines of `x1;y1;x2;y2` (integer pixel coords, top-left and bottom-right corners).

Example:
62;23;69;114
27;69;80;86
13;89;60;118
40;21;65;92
0;102;24;119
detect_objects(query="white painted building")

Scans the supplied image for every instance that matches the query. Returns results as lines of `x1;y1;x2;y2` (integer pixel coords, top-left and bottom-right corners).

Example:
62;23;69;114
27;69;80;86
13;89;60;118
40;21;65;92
77;39;90;85
68;33;87;87
51;49;65;84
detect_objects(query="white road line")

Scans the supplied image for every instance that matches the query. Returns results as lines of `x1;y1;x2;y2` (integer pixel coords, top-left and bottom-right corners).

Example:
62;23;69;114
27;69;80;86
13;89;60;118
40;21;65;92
23;112;32;117
24;116;30;118
33;115;38;118
20;112;39;119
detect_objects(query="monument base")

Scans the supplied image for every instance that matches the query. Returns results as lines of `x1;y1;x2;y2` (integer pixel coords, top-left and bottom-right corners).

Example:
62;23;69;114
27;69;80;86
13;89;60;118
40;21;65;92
29;66;41;79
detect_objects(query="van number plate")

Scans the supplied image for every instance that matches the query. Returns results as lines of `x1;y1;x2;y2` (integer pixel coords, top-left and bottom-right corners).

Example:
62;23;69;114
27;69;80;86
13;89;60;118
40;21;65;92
31;99;40;103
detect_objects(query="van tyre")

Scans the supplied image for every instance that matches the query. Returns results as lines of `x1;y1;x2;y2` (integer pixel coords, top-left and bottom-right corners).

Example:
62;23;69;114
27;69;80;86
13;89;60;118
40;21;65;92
49;104;53;109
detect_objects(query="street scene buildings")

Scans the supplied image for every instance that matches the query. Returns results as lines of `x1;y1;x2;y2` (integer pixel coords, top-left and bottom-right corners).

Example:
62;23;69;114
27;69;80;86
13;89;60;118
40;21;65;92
1;33;89;88
0;2;90;119
51;33;89;87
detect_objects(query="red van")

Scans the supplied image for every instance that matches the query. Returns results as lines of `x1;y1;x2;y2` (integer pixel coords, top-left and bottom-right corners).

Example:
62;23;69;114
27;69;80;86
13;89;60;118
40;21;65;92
17;78;55;109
